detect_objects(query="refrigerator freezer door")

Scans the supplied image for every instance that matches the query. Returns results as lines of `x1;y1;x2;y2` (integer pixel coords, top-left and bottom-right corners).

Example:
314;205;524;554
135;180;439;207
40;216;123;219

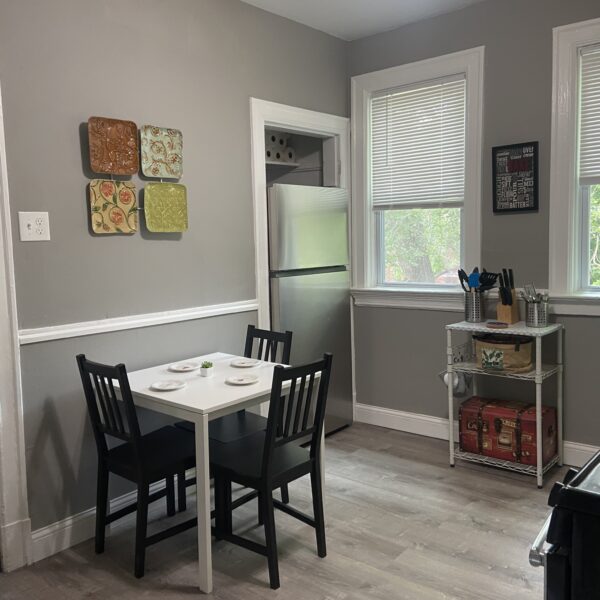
268;184;349;272
271;269;353;433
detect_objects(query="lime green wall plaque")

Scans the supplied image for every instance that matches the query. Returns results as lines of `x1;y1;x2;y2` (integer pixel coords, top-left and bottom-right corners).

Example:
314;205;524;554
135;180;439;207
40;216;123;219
144;183;188;232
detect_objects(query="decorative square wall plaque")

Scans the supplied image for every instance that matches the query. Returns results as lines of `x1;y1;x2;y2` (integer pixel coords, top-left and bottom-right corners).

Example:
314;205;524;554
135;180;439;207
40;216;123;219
89;179;138;234
144;183;188;232
140;125;183;178
88;116;139;175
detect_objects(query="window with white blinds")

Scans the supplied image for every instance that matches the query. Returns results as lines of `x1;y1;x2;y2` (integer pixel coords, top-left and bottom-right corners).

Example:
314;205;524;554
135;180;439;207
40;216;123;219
580;47;600;186
370;76;466;209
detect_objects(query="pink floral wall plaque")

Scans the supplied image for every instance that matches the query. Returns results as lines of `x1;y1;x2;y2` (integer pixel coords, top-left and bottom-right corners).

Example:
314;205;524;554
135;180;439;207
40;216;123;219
88;116;139;175
89;179;138;234
140;125;183;178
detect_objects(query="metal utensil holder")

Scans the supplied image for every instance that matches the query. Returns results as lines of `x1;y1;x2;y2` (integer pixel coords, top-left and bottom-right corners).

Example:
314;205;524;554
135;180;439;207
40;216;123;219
464;291;485;323
526;301;549;328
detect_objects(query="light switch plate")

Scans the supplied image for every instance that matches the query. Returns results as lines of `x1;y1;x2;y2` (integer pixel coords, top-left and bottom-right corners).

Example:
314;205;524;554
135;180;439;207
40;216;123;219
18;212;50;241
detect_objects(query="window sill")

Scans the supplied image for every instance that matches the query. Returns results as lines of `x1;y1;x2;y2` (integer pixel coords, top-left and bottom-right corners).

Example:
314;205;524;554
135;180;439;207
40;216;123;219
550;293;600;316
351;287;464;311
351;287;600;317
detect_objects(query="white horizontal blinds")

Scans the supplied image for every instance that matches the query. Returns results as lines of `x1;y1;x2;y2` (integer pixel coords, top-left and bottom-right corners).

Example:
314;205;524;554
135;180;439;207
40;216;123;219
580;47;600;185
370;76;466;209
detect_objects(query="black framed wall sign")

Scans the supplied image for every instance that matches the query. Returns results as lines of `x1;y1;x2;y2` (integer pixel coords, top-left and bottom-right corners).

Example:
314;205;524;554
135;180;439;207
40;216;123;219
492;141;539;213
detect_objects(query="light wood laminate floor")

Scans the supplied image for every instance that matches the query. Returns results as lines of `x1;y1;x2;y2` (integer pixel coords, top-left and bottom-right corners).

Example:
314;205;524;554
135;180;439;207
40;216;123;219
0;423;562;599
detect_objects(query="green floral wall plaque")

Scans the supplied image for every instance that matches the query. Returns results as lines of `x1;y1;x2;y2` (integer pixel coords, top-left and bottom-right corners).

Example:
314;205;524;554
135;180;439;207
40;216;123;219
140;125;183;178
144;183;188;232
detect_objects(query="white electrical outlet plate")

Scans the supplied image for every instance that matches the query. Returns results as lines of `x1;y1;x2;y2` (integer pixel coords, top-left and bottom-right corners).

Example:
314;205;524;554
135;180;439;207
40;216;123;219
18;212;51;241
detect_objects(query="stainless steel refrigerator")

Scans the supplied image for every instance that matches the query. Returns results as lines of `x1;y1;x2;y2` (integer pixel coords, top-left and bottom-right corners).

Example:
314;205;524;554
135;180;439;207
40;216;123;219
268;183;353;434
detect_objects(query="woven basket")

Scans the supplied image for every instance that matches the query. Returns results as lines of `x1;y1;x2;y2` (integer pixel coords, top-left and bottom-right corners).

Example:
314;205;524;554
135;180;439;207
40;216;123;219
473;334;533;373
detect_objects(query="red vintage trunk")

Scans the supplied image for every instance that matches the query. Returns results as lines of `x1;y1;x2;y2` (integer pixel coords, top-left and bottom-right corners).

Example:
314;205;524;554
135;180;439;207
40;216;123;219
459;396;557;466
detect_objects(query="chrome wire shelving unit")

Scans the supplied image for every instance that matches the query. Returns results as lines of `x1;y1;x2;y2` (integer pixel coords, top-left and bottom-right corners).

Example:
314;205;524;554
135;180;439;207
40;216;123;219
446;320;563;488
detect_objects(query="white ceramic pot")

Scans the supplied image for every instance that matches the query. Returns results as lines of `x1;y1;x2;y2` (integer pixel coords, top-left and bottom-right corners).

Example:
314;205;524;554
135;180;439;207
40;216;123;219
200;366;214;378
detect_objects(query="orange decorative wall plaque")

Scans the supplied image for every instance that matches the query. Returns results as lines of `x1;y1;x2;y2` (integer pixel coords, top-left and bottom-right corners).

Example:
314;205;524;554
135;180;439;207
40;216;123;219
88;116;139;175
89;179;138;234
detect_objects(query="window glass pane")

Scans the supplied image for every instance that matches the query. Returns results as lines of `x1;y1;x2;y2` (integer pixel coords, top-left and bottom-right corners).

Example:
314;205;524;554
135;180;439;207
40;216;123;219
380;207;461;284
589;185;600;286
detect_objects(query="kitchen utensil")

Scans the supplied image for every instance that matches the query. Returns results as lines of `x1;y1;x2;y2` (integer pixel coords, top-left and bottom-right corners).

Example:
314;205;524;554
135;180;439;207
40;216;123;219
468;271;480;290
524;283;538;302
458;269;470;293
508;268;515;290
479;271;498;288
498;273;508;305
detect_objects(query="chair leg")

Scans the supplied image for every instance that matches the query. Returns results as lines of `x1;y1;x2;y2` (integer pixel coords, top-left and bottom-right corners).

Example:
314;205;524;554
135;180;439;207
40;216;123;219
223;479;232;535
214;476;225;540
134;484;149;578
262;490;280;590
177;470;187;512
258;492;265;526
280;483;290;504
310;465;327;558
95;463;109;554
166;475;175;517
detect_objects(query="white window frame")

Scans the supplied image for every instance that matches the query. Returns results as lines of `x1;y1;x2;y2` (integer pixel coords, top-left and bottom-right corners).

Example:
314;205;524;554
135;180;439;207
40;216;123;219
351;47;484;309
550;18;600;316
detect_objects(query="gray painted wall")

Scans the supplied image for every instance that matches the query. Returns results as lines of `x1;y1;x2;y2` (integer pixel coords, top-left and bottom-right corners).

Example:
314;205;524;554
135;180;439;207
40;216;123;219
0;0;348;328
350;0;600;447
0;0;348;529
21;312;255;530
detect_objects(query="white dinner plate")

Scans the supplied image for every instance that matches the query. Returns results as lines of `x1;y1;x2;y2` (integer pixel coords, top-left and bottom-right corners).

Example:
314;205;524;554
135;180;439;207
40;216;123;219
230;358;260;368
168;362;201;373
225;375;259;386
150;380;187;392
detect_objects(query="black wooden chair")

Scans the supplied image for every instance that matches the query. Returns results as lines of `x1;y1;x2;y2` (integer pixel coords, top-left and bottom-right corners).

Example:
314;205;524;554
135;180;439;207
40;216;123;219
211;353;333;590
176;324;293;502
76;354;197;578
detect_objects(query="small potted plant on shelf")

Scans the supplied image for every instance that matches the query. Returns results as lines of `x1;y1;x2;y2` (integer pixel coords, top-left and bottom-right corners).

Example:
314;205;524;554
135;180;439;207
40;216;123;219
200;361;214;377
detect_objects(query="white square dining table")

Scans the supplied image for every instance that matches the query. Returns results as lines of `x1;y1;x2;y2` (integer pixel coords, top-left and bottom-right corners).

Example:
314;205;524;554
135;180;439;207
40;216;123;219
115;351;324;594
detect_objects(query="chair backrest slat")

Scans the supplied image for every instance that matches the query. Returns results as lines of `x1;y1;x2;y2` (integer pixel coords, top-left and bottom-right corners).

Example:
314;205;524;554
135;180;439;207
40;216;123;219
92;373;113;431
244;324;293;365
301;373;315;431
99;375;120;432
77;354;142;462
107;378;126;433
262;354;333;478
292;375;306;435
282;377;296;438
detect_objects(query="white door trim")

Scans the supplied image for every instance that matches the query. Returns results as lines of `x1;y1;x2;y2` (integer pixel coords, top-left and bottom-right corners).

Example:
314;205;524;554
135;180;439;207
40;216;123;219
0;81;31;571
249;98;350;329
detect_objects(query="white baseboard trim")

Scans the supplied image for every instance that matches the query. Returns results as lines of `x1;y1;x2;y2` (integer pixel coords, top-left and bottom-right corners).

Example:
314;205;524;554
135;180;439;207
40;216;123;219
30;475;196;564
18;299;258;345
355;403;459;440
562;440;599;468
0;517;31;571
355;403;598;469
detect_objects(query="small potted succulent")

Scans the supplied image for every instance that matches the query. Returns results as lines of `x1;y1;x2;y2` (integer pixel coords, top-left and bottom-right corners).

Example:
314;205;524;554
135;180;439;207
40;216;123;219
200;360;214;377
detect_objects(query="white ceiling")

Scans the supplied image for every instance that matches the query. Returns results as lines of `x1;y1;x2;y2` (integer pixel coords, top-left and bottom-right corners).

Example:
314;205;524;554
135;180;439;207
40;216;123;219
240;0;489;41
